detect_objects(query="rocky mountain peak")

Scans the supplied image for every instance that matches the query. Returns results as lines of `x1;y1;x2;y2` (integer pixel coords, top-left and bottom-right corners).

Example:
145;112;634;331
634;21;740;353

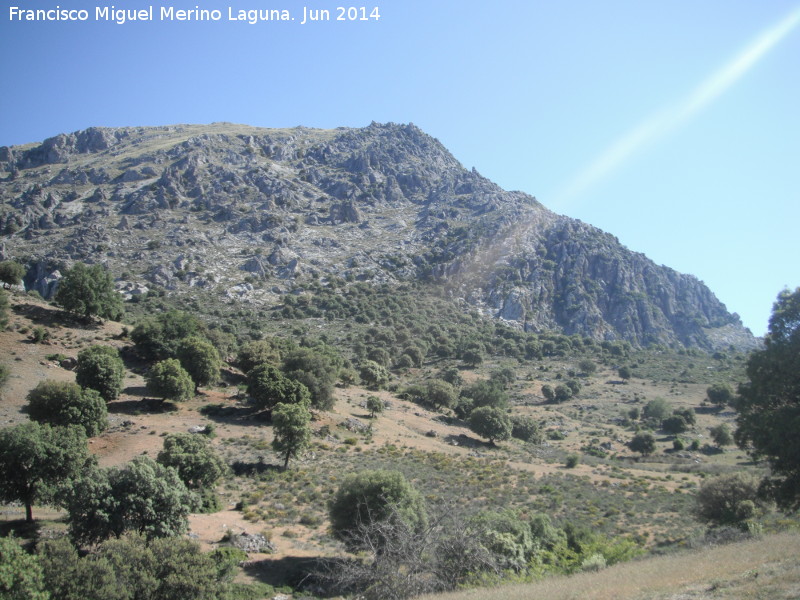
0;122;756;350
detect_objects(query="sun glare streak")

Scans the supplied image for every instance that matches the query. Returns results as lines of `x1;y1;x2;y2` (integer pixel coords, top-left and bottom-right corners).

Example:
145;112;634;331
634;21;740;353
552;6;800;208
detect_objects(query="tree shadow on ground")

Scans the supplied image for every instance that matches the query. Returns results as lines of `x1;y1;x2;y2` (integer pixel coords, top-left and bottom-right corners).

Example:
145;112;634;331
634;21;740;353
0;519;46;550
198;402;271;427
443;433;493;450
242;555;335;596
229;460;283;477
108;397;179;415
12;303;103;330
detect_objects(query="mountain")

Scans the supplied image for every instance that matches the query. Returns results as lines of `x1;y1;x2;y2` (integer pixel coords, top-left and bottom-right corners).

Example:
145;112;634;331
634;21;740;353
0;122;756;350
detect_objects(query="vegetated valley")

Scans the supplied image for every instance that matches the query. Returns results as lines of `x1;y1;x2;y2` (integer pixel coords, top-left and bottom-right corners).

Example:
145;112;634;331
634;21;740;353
0;123;796;600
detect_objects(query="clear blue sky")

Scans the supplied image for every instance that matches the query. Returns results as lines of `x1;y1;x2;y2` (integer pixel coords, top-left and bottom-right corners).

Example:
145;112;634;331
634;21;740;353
2;1;798;335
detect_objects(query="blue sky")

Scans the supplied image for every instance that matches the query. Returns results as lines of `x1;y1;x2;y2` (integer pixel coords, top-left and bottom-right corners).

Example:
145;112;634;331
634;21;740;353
2;1;798;335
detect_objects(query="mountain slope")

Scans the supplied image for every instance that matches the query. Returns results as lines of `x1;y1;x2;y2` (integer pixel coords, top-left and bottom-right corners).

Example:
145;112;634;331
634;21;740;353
0;122;755;349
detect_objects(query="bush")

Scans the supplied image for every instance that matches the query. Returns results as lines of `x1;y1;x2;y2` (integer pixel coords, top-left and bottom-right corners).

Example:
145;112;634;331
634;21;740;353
366;395;385;418
76;345;125;402
694;472;763;527
131;310;204;361
629;432;657;457
146;359;194;402
469;406;512;444
54;263;122;321
565;454;580;469
26;380;108;436
425;379;458;410
511;415;542;443
706;383;734;408
328;470;427;552
176;336;221;390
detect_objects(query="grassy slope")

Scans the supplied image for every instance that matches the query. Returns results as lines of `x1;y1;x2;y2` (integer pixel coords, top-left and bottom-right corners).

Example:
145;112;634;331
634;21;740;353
419;531;800;600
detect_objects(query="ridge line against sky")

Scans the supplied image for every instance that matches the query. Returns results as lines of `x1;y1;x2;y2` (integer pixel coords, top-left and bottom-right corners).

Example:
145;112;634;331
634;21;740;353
1;1;798;335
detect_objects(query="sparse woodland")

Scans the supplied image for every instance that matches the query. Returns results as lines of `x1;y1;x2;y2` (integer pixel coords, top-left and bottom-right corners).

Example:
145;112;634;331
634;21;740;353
1;277;799;600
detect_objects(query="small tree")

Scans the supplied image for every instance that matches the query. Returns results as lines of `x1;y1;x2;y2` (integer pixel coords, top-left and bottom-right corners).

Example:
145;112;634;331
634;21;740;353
237;339;281;373
462;380;508;410
247;364;311;414
629;432;657;457
359;360;389;389
176;336;221;391
706;383;735;410
735;287;800;509
328;470;427;552
54;263;123;322
75;345;125;402
272;402;312;469
618;366;632;382
283;347;341;410
0;260;26;289
578;359;597;376
643;397;671;425
468;406;512;445
554;384;572;403
0;422;89;522
131;310;205;361
425;379;458;410
511;415;542;443
461;348;484;368
366;395;385;418
710;423;734;448
157;433;227;511
65;456;197;545
541;384;555;402
146;359;194;403
27;380;108;437
662;415;689;434
694;472;762;527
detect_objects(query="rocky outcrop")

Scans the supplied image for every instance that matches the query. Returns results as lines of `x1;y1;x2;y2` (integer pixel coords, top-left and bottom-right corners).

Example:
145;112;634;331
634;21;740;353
0;122;756;349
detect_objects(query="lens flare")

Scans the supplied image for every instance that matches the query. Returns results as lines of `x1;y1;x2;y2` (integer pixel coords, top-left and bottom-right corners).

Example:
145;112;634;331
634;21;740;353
553;6;800;208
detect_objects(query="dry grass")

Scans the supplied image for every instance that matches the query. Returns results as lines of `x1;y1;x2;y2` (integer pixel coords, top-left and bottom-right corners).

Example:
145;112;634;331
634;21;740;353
419;532;800;600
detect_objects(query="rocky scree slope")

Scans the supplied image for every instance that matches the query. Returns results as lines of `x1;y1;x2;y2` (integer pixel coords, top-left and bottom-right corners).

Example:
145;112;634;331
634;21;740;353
0;121;755;349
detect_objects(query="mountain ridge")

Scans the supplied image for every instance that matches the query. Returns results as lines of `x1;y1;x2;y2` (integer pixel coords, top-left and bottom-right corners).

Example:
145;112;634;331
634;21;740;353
0;121;756;350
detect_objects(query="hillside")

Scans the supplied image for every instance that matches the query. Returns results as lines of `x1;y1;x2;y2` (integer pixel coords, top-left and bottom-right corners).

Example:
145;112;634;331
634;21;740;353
0;122;756;350
0;291;776;598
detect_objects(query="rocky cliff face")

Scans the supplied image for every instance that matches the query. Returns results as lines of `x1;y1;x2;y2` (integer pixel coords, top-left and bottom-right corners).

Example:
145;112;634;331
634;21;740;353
0;122;755;349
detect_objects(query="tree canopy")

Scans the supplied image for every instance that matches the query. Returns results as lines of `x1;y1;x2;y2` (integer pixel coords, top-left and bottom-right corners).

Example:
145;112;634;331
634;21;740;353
0;422;90;522
38;534;225;600
0;260;25;289
468;406;512;444
735;287;800;510
271;402;312;469
156;433;227;491
146;359;194;402
629;432;656;457
75;345;125;403
176;336;221;391
54;263;122;321
65;456;197;545
27;380;108;436
706;383;735;409
328;469;427;552
0;535;49;600
131;310;204;361
247;364;311;413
